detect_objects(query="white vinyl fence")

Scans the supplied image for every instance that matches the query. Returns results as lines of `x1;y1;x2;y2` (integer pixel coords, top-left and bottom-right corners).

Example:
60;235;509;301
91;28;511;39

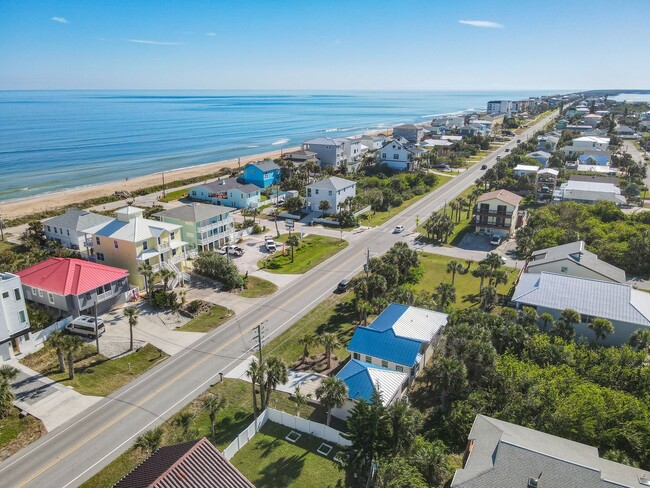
24;316;73;356
223;407;350;460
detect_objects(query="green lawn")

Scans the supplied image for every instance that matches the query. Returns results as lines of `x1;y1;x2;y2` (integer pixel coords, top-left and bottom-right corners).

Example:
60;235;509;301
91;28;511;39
264;291;356;372
231;422;346;488
413;253;518;309
0;240;15;252
239;275;278;298
21;343;168;397
361;175;452;227
159;187;189;203
259;235;348;274
0;409;46;461
176;305;234;332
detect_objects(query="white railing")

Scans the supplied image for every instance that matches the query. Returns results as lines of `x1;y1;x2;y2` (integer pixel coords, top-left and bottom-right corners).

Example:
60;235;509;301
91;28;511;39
197;221;232;234
96;290;113;302
157;244;171;253
223;407;350;461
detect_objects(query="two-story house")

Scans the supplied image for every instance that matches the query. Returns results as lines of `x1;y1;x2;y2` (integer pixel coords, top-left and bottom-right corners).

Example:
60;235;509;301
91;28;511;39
305;176;356;214
0;273;31;362
154;203;234;252
572;136;610;151
43;209;113;251
379;139;425;172
301;137;346;167
473;189;523;237
392;124;424;143
241;160;281;189
83;206;188;289
190;178;261;209
17;258;130;318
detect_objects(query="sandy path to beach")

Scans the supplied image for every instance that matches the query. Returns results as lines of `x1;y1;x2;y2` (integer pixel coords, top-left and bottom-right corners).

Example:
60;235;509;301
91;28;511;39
0;146;300;220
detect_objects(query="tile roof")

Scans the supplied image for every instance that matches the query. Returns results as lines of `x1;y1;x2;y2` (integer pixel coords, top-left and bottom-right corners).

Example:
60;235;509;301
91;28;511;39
451;415;648;488
368;303;447;343
16;258;128;296
336;359;408;406
115;437;254;488
306;176;356;191
476;189;522;206
43;208;113;233
512;272;650;326
153;203;233;223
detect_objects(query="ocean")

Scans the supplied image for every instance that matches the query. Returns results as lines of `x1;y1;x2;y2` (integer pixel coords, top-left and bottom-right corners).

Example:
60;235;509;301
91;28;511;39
0;90;550;202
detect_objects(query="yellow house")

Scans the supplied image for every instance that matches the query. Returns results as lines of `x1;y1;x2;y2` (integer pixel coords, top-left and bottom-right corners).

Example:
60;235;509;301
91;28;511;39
83;207;188;289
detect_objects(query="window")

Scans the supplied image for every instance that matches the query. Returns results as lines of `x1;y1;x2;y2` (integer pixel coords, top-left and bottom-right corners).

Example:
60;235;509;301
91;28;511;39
48;292;55;304
18;310;27;323
157;237;161;245
14;288;21;301
365;355;372;363
381;360;388;368
315;189;319;195
170;231;175;240
353;352;360;360
328;190;333;196
393;153;399;159
38;289;44;298
96;252;105;261
96;237;101;245
67;230;70;236
382;152;386;159
191;190;197;196
396;365;404;373
46;225;51;232
560;266;568;273
307;188;312;197
143;241;148;250
113;240;119;249
1;291;8;299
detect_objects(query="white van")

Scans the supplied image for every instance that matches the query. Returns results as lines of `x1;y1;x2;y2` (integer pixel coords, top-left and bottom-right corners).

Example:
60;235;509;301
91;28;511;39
66;315;105;338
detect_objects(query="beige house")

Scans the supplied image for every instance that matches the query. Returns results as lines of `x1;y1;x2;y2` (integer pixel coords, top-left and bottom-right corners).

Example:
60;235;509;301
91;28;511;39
83;207;189;289
473;189;523;237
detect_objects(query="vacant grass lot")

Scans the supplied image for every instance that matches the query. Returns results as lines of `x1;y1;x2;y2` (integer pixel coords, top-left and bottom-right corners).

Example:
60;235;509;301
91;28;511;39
176;305;234;332
158;187;188;203
21;343;168;397
232;422;346;488
413;253;518;309
259;235;348;274
0;409;46;461
239;275;278;298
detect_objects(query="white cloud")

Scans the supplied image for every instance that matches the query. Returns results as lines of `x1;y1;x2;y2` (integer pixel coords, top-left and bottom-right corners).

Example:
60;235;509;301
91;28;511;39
458;20;504;29
125;39;182;46
51;16;69;24
205;32;216;36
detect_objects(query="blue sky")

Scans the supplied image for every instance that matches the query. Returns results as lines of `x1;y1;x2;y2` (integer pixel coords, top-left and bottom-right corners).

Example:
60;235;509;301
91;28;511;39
1;0;648;91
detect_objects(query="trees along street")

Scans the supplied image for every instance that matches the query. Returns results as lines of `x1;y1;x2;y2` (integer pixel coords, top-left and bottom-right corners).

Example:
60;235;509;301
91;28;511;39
0;112;558;488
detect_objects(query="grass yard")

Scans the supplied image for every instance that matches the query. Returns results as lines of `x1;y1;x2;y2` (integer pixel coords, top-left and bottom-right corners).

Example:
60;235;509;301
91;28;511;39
259;235;348;274
413;253;518;309
231;422;346;488
0;409;46;461
21;343;168;397
264;291;356;372
239;275;278;298
0;240;15;252
158;187;189;203
361;175;452;227
176;305;234;332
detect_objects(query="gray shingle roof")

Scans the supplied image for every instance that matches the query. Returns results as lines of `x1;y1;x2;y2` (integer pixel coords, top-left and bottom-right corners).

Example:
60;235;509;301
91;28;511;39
44;208;113;233
202;178;261;194
451;415;648;488
248;159;280;172
527;241;626;283
306;176;356;191
153;203;233;223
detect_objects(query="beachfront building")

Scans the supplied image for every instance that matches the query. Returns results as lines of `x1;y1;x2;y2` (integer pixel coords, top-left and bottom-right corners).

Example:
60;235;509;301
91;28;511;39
190;178;261;209
0;273;31;362
43;209;113;252
241;159;281;189
17;258;130;318
301;137;346;168
359;134;385;151
83;206;188;290
392;124;424;143
473;189;523;237
282;149;320;166
512;272;650;346
154;203;234;252
305;176;356;214
486;100;513;115
552;180;626;206
379;139;425;172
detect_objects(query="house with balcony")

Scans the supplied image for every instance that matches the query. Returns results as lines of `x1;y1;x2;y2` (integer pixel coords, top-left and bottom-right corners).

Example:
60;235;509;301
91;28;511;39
379;139;425;171
572;136;610;151
189;178;261;209
305;176;356;214
537;133;559;152
359;134;385;151
281;149;320;166
0;273;32;362
43;208;113;252
241;159;281;189
154;203;234;252
82;206;188;290
473;189;523;237
392;124;424;143
17;258;130;318
301;137;346;168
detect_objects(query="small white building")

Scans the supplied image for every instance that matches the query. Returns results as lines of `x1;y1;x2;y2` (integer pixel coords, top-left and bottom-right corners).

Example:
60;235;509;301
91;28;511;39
513;165;540;177
305;176;356;214
572;136;610;151
379;139;425;172
553;180;626;205
359;134;385;151
486;100;513;115
582;113;602;128
0;273;32;362
43;209;113;252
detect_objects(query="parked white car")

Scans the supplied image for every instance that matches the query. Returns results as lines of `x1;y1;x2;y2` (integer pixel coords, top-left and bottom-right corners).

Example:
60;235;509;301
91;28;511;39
394;225;404;233
265;236;277;252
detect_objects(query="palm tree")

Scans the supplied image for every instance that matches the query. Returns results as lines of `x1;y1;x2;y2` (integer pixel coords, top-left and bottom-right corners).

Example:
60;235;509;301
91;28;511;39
138;262;154;295
316;376;348;426
203;393;226;443
263;356;288;409
434;282;456;311
298;335;315;363
540;312;554;331
356;298;374;326
286;234;300;263
245;358;265;419
158;267;174;292
292;386;312;417
319;199;331;216
123;306;139;352
0;365;18;418
588;317;614;345
630;329;650;354
46;329;67;373
554;308;580;342
446;259;464;285
388;400;421;456
172;411;194;441
489;268;509;288
133;426;164;455
472;264;491;292
319;333;341;370
62;334;84;380
479;285;498;311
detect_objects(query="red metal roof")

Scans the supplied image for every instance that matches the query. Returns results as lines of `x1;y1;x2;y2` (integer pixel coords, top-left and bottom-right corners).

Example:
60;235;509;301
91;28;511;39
16;258;128;297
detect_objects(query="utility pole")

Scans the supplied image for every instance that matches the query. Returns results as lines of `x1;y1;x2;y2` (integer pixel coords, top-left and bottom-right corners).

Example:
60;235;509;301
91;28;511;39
252;321;267;363
161;172;166;198
364;247;370;278
94;301;100;354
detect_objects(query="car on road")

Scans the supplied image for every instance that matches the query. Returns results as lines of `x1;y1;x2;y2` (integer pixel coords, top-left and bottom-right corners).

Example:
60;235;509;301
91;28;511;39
265;236;277;252
224;245;244;256
481;164;488;170
504;148;510;152
517;139;521;143
394;225;404;233
336;279;351;293
490;234;503;246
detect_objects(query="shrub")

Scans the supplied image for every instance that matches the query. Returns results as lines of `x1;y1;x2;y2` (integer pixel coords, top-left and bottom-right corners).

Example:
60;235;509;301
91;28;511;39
193;252;244;290
186;300;202;315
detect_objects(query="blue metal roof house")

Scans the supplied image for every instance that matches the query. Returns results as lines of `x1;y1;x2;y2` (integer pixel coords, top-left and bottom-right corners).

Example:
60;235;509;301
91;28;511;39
337;360;408;405
242;160;281;189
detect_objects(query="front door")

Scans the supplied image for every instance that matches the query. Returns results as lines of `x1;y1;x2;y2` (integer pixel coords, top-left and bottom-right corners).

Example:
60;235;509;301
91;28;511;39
11;337;20;355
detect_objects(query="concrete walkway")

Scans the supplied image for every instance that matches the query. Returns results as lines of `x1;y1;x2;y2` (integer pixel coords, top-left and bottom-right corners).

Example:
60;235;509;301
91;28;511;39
9;361;102;432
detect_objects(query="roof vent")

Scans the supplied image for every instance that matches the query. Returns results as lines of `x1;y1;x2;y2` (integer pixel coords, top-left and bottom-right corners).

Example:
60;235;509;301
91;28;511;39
639;477;650;486
527;474;542;488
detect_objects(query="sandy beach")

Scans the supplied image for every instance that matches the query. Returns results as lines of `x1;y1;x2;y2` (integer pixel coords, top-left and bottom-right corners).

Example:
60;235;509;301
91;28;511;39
0;146;301;221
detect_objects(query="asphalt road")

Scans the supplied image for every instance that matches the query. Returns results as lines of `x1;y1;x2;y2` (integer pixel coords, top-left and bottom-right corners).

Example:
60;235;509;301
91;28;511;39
0;111;557;488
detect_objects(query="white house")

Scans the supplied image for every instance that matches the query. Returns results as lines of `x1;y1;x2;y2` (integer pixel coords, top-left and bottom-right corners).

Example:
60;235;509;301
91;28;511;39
0;273;32;362
572;136;610;151
359;134;385;151
379;139;426;171
513;165;540;177
305;176;356;214
43;209;113;252
552;180;626;206
302;137;363;169
392;124;424;143
582;113;603;128
486;100;513;115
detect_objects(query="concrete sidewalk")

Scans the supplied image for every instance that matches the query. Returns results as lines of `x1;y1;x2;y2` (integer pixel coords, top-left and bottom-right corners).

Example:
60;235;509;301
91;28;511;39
9;361;102;432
